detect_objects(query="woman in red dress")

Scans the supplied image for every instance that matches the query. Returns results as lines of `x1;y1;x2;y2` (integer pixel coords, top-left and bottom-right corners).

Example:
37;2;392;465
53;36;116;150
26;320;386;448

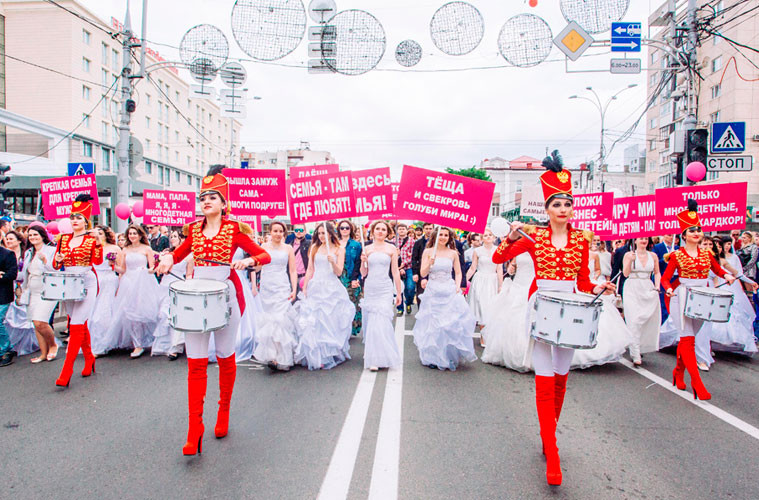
53;194;103;387
157;166;270;456
492;151;614;486
661;199;735;400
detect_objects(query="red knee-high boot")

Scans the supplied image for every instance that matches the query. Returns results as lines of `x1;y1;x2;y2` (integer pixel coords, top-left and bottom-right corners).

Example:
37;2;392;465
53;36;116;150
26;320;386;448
215;354;237;439
56;323;83;387
672;341;686;390
535;375;562;486
80;321;96;377
678;336;711;400
183;357;208;455
554;373;569;422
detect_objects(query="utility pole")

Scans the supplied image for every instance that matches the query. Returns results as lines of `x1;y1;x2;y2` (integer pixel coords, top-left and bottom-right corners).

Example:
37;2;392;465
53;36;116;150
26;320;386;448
115;2;134;233
683;0;698;132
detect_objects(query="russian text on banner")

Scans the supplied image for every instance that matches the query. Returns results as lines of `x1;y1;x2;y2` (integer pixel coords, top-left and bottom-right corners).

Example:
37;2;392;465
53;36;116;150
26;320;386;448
609;195;657;240
287;171;355;224
40;174;99;220
352;167;393;218
519;185;549;222
224;168;288;224
570;192;614;236
380;182;400;220
290;164;339;179
394;165;495;233
655;182;747;233
143;190;196;226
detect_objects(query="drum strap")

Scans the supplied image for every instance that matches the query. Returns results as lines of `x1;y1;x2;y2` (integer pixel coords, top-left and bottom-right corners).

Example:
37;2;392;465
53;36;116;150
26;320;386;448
228;270;245;315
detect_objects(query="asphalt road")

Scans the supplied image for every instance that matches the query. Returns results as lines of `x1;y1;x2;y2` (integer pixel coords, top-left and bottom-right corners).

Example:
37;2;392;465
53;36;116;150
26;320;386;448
1;315;758;500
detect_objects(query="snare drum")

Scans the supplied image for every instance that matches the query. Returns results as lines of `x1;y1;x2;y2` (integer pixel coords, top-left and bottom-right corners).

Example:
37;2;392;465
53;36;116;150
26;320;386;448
169;279;230;333
530;291;601;349
684;286;733;323
41;271;86;301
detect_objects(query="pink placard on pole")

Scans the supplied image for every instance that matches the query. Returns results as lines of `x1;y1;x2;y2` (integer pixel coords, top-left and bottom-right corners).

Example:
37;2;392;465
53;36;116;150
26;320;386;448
655;182;747;233
380;182;399;219
40;174;99;220
290;164;339;179
570;192;614;236
142;190;196;226
394;165;495;233
609;195;657;240
224;168;287;223
287;171;355;224
352;167;393;217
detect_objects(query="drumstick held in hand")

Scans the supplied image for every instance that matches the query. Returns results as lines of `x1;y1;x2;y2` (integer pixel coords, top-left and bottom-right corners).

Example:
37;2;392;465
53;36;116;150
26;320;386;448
198;258;231;266
586;271;621;307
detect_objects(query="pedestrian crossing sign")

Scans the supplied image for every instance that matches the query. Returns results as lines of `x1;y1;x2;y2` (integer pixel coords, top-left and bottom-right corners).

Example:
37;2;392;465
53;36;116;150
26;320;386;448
711;122;745;153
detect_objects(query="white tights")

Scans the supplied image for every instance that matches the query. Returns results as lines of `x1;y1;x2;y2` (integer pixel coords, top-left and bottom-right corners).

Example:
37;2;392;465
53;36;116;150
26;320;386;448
68;268;97;325
532;341;574;377
184;300;241;359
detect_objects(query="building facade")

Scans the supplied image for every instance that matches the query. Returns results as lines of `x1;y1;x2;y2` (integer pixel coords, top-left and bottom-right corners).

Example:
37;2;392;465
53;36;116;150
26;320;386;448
240;143;335;176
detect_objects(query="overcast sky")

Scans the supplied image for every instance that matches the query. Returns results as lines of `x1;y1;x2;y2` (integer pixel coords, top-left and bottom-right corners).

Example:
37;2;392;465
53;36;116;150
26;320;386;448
80;0;656;177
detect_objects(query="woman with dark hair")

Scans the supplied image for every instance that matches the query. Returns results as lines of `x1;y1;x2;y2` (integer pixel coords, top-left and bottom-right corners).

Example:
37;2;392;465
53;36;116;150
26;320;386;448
89;225;122;356
337;219;363;336
661;200;736;400
105;224;161;359
492;151;615;486
20;224;59;363
4;229;37;357
294;222;355;370
412;226;477;371
157;165;271;456
53;194;103;388
622;236;662;366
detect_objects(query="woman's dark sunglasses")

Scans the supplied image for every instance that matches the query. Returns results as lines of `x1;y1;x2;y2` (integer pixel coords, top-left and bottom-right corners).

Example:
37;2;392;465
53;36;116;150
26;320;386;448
339;226;351;230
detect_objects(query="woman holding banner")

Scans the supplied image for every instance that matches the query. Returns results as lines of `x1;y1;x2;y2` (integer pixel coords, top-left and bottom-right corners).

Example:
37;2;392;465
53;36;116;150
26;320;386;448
412;227;477;371
53;194;103;388
156;165;271;456
294;222;355;370
337;220;363;336
492;151;615;486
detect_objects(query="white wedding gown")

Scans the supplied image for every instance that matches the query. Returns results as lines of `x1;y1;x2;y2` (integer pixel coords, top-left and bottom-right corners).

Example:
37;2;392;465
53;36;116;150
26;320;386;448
150;258;189;356
622;252;661;358
468;245;500;324
360;252;401;369
90;257;123;355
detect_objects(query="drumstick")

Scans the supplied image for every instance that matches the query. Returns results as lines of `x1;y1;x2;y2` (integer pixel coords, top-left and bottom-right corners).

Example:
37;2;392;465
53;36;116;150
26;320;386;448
716;274;753;288
586;271;621;307
167;271;186;281
503;221;536;244
198;258;230;266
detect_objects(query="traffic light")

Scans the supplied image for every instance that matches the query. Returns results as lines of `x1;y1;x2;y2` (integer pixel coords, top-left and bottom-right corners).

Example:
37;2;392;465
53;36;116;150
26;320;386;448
0;164;10;215
125;99;136;113
682;128;708;184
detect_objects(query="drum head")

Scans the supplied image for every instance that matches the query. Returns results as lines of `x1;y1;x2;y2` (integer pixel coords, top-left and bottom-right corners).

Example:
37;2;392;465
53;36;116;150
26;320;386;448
170;278;226;293
537;291;594;305
689;286;733;298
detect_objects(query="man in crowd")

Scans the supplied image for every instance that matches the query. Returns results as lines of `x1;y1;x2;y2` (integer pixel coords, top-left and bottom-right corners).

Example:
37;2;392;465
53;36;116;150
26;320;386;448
413;226;423;239
653;234;678;322
731;230;742;252
396;223;416;316
411;223;434;307
0;242;19;367
0;218;10;245
147;224;170;253
290;224;311;295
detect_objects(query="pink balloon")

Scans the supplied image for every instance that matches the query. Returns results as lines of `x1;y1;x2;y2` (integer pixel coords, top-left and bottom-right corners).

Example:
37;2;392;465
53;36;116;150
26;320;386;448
58;218;73;234
529;0;538;6
115;202;131;220
686;161;706;183
132;200;145;218
46;221;59;235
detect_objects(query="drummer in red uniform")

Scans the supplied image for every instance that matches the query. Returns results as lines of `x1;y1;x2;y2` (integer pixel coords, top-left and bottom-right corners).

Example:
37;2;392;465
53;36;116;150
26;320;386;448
661;199;736;401
492;151;614;486
53;194;103;388
156;165;271;456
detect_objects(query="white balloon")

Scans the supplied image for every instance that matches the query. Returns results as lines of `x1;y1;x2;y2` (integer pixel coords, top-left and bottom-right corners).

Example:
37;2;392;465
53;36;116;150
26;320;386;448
490;217;511;238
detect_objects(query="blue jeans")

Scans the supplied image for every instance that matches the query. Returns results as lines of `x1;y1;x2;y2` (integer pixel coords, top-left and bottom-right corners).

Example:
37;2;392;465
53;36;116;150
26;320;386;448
0;303;11;355
398;269;416;311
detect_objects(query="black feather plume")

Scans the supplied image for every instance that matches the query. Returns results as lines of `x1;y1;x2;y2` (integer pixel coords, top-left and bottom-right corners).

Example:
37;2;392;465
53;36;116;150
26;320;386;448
207;164;226;177
687;198;698;212
541;149;564;173
75;193;93;203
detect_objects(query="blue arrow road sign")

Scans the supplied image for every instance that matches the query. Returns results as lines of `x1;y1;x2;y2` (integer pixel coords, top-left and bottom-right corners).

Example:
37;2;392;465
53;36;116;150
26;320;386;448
611;22;641;53
67;162;95;176
711;122;746;153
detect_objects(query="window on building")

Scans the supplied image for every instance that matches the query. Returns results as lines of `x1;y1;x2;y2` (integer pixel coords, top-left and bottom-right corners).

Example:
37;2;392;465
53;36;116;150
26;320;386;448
715;1;724;14
146;93;151;106
712;56;722;73
102;148;111;172
145;161;152;174
175;170;180;182
649;139;656;151
196;178;200;189
101;42;108;64
82;85;90;100
82;29;90;45
101;69;109;87
491;202;500;217
112;49;119;71
145;116;150;129
102;121;108;141
650;118;657;129
82;141;93;157
516;180;523;193
650;51;658;64
82;113;90;128
165;168;171;186
112;126;118;144
709;111;720;123
187;155;191;166
157;166;164;185
175;131;180;143
707;171;720;181
145;139;151;153
710;84;721;99
187;174;192;186
82;57;91;72
101;99;108;117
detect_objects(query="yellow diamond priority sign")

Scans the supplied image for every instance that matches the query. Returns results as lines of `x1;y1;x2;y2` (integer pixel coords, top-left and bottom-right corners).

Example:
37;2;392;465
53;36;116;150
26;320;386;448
554;21;594;61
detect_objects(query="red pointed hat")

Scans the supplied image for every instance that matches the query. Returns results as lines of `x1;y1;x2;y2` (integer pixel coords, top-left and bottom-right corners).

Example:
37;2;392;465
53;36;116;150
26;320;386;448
200;173;229;202
676;198;701;232
539;150;572;203
70;194;94;220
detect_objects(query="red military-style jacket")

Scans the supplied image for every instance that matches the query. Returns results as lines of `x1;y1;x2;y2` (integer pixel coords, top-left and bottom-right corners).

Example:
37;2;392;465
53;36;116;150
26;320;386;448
661;248;727;292
492;224;596;298
53;233;103;269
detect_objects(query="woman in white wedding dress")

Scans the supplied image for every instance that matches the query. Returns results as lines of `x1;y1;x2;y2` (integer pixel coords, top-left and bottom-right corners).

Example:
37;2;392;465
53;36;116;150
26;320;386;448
412;227;477;371
360;221;403;371
622;237;661;366
89;226;123;356
467;229;503;346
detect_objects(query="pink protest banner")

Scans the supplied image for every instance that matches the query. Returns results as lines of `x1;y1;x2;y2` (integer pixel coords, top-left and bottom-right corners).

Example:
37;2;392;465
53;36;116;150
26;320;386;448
290;164;339;179
655;182;747;233
40;174;99;220
570;192;614;236
352;167;393;217
224;168;287;223
287;171;355;224
394;165;495;233
609;195;657;240
380;182;400;219
142;190;196;226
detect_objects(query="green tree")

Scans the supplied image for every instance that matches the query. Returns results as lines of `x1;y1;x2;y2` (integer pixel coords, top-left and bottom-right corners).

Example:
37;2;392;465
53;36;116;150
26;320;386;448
444;166;492;182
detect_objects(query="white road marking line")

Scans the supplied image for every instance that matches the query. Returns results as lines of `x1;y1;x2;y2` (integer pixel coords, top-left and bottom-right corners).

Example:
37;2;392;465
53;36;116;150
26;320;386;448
317;360;378;500
621;358;759;441
367;320;406;500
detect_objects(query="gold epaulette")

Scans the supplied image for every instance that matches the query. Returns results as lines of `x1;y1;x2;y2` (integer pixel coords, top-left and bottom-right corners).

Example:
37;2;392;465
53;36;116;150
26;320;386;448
582;229;594;243
523;224;537;235
182;220;200;237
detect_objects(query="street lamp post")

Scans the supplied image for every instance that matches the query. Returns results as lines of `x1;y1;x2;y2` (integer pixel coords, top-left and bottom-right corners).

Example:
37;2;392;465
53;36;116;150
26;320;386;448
569;84;637;192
